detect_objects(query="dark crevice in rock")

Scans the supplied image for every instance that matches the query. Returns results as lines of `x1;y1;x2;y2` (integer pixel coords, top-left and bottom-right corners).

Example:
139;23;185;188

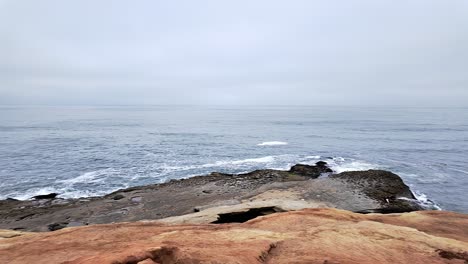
211;207;285;224
436;249;468;262
16;213;35;221
48;222;68;231
113;194;125;200
354;207;418;214
258;242;278;263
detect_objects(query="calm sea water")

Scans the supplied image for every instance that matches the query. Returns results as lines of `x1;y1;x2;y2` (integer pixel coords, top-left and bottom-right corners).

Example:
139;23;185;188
0;106;467;212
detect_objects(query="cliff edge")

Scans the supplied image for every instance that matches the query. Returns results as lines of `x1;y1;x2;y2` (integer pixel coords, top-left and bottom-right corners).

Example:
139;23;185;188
1;208;467;264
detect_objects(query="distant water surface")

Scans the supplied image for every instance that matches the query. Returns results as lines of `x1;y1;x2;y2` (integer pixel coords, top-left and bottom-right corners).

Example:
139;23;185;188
0;106;467;212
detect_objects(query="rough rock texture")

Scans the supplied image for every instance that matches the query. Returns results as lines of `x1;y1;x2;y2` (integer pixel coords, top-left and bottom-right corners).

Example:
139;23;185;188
0;163;424;232
0;208;467;264
331;170;421;213
288;163;332;178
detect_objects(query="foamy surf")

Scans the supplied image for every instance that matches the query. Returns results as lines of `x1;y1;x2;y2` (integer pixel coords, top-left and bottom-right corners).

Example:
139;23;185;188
0;154;441;210
160;155;283;173
58;168;118;184
412;191;442;210
298;156;381;173
257;141;288;146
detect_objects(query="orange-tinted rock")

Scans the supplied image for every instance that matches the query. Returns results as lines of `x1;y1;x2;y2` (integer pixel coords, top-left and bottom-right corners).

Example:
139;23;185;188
1;208;467;264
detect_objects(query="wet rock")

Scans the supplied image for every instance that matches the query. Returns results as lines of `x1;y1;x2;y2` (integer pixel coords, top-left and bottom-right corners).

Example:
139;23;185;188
289;162;332;178
331;170;422;212
315;161;328;167
331;170;415;199
32;193;58;200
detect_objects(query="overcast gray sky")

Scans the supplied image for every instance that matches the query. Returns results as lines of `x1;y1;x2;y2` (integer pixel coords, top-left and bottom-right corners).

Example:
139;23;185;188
1;0;467;106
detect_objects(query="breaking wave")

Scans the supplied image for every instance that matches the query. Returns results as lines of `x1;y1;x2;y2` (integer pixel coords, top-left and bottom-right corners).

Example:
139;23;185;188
257;141;288;146
0;154;440;211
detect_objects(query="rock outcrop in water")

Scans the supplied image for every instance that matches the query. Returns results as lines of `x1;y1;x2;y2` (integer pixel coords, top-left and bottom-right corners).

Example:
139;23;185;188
0;162;425;232
1;208;467;264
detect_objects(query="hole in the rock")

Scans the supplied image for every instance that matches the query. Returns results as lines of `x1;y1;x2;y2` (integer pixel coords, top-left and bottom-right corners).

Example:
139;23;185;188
211;206;285;224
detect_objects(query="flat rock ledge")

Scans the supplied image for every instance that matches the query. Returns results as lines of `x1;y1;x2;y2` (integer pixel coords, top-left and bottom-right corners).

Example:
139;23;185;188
1;208;467;264
1;162;424;232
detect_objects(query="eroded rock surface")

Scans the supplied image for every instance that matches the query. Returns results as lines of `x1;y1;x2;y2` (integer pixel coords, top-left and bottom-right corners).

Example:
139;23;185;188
0;208;467;264
0;162;423;231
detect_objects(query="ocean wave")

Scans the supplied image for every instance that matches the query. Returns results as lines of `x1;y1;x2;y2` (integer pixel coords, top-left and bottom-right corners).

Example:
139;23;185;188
404;191;442;210
231;156;276;164
330;161;380;173
2;183;127;200
257;141;288;146
304;155;321;159
448;168;468;175
160;155;281;173
58;168;119;184
5;187;60;200
297;156;380;173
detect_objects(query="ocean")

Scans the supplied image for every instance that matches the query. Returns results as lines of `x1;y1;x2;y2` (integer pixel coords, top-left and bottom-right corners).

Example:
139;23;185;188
0;106;467;212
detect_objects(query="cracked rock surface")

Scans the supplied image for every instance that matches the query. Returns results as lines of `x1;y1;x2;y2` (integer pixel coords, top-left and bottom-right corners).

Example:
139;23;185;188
1;208;467;264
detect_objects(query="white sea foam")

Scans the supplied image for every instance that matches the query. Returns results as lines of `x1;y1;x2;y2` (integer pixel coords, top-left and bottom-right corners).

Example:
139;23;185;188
160;155;281;173
7;187;60;200
298;156;380;173
59;168;118;184
257;141;288;146
231;156;275;164
304;155;321;159
402;191;442;210
330;161;379;173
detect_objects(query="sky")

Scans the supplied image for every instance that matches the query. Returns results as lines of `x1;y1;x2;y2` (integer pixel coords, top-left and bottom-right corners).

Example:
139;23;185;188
1;0;468;106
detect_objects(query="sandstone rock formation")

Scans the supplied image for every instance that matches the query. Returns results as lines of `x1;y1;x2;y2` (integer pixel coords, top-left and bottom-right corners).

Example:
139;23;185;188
0;208;467;264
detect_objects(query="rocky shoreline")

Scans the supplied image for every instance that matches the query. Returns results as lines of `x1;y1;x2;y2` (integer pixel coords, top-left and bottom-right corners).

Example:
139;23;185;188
1;161;467;264
0;161;424;232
